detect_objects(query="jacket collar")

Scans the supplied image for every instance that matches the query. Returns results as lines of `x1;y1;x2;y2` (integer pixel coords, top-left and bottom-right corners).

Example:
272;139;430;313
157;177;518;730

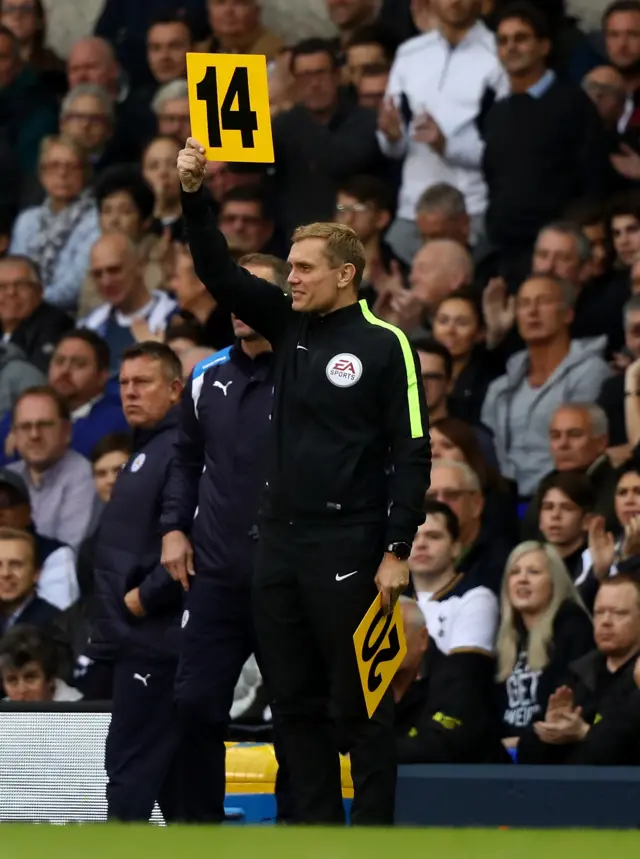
131;405;180;451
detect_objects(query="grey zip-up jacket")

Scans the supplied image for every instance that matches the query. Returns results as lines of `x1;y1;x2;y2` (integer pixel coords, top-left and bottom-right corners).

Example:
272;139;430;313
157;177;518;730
481;338;610;496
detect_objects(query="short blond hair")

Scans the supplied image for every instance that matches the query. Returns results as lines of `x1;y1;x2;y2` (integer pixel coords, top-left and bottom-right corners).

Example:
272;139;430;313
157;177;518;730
0;527;36;565
292;222;366;289
38;134;92;185
239;253;291;292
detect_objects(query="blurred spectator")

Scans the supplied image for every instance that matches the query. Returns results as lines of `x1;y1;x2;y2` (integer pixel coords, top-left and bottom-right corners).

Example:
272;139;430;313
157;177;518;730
66;36;121;98
393;597;504;764
9;136;101;312
582;65;627;131
272;38;381;236
165;321;208;356
344;24;395;87
7;386;96;549
0;469;78;610
169;240;234;349
494;541;593;747
427;459;512;590
599;297;640;446
202;160;264;209
432;288;502;424
80;233;177;374
564;199;612;280
152;78;191;145
0;340;44;416
79;166;165;318
537;472;598;597
356;61;389;110
0;255;73;373
483;2;610;269
624;355;640;449
142;136;183;239
333;174;398;305
145;12;192;86
0;527;58;636
481;275;611;499
410;499;499;649
94;0;209;89
0;0;64;92
519;575;640;766
609;192;640;267
218;186;282;258
60;83;137;177
378;0;507;264
0;624;81;701
413;337;452;423
180;346;216;379
603;0;640;134
415;183;470;246
268;50;295;117
326;0;381;46
204;0;284;60
0;23;57;173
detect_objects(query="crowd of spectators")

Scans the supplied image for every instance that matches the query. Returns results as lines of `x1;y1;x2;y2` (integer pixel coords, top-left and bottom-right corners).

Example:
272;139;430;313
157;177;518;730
1;0;640;770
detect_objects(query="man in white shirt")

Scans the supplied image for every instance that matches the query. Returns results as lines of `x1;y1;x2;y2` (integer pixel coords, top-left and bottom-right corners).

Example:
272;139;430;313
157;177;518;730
409;498;498;655
377;0;507;263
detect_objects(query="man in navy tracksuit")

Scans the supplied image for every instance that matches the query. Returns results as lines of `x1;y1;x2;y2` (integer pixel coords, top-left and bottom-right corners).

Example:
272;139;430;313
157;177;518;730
90;341;184;822
160;254;289;823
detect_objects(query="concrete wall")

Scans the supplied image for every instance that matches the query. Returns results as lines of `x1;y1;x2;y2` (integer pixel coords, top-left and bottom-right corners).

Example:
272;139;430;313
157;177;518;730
42;0;608;59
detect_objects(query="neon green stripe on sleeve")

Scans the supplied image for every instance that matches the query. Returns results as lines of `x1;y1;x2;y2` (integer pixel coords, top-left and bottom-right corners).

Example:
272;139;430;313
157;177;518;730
359;299;424;439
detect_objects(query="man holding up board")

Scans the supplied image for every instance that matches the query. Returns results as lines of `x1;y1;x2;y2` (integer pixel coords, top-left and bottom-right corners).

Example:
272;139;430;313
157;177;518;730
177;135;431;825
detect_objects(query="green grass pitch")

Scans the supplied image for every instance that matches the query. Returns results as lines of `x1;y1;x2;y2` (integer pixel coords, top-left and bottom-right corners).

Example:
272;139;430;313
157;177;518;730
0;826;638;859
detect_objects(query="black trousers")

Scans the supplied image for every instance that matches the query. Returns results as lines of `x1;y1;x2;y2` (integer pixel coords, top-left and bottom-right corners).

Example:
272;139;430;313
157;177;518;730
253;520;396;826
104;654;182;822
174;576;293;823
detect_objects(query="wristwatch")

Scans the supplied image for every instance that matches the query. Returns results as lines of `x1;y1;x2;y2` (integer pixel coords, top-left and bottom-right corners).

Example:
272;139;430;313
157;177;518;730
387;541;412;561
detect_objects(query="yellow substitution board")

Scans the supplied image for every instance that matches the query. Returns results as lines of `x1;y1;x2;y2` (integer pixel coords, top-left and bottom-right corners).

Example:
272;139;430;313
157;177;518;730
353;594;407;718
187;53;274;163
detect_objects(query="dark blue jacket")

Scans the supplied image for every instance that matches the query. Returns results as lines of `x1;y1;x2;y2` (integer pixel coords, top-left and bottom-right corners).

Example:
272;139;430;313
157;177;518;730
161;344;273;586
90;407;183;660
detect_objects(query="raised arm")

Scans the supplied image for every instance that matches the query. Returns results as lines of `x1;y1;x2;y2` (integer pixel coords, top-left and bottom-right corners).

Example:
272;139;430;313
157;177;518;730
178;138;292;347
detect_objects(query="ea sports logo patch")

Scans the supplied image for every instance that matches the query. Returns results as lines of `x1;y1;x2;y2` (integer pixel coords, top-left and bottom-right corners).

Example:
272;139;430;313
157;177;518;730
326;353;363;387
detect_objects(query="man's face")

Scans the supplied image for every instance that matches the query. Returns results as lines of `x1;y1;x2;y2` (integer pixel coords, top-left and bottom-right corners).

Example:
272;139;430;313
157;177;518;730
497;17;549;77
2;661;53;703
582;221;608;279
539;487;587;550
426;465;483;542
0;485;30;529
67;40;117;90
409;246;458;309
326;0;376;30
61;94;111;154
0;259;42;329
625;309;640;359
93;449;129;504
48;338;106;407
334;191;388;244
208;0;260;39
1;0;39;43
515;277;571;344
605;11;640;73
346;42;386;86
615;470;640;526
170;245;206;311
219;199;271;254
0;538;38;606
293;51;340;115
13;395;70;471
203;161;260;203
431;0;481;29
583;66;626;127
119;356;181;428
549;407;605;471
594;581;640;658
147;22;190;84
39;142;85;206
157;96;191;144
532;229;583;282
416;351;448;413
409;512;458;578
288;237;353;313
90;236;140;308
416;209;469;245
611;214;640;266
0;33;18;88
142;137;181;206
357;70;388;110
99;191;145;241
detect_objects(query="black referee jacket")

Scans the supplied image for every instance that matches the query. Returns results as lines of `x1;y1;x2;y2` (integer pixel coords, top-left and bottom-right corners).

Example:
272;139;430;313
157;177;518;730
181;187;431;547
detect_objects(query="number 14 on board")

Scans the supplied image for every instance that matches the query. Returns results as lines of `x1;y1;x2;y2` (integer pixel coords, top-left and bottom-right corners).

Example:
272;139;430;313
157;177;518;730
186;53;275;164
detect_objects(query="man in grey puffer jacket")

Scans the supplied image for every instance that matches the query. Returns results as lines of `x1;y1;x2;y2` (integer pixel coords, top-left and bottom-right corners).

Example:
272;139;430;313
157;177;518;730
0;342;45;416
481;274;611;498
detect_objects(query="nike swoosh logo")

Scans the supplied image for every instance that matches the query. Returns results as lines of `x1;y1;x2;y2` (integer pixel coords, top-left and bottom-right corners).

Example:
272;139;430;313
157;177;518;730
296;345;308;351
335;570;358;582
